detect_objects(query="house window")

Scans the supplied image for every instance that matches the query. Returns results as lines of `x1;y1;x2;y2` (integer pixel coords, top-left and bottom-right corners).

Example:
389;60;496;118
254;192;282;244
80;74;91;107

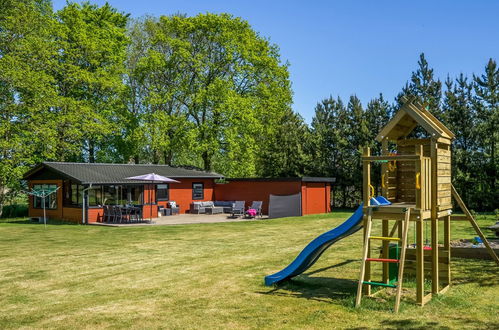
32;184;58;209
156;184;169;201
122;185;143;205
192;182;204;200
87;185;102;206
102;185;118;205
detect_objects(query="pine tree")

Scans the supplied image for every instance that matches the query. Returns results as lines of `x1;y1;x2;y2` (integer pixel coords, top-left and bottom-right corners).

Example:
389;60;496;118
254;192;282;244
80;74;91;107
365;94;392;194
396;53;444;135
473;59;499;210
257;110;310;177
443;74;477;207
309;96;349;207
345;95;368;204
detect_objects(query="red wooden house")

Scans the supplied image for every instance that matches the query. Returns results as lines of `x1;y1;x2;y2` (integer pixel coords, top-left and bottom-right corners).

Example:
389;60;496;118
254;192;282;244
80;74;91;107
23;162;334;223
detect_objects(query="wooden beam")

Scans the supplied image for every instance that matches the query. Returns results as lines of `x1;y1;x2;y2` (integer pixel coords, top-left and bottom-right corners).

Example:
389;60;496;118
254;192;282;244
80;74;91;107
396;138;432;146
356;208;373;307
412;99;455;139
394;208;411;313
403;102;446;138
381;139;389;284
363;155;421;162
451;184;499;265
416;217;424;304
362;147;371;296
431;139;439;294
376;109;408;142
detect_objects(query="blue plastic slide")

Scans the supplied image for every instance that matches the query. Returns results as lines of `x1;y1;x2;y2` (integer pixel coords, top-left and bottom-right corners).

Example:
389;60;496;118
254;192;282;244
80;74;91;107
264;196;391;286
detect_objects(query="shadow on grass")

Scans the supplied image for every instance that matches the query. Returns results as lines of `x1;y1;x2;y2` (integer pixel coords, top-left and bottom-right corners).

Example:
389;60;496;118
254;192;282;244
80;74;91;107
258;260;358;304
450;258;498;287
376;319;449;330
0;218;77;226
303;259;356;276
373;317;498;330
259;276;357;304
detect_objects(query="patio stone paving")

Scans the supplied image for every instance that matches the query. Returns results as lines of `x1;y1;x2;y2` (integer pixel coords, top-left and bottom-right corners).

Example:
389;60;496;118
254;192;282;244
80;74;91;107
90;213;268;226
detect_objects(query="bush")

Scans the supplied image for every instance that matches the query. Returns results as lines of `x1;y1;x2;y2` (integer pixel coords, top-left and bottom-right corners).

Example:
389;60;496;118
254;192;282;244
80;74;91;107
0;204;28;218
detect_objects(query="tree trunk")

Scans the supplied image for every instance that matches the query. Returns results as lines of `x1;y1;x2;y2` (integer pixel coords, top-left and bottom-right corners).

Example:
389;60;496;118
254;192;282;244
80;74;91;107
163;150;173;166
133;155;140;164
88;140;95;163
202;151;212;171
152;149;159;164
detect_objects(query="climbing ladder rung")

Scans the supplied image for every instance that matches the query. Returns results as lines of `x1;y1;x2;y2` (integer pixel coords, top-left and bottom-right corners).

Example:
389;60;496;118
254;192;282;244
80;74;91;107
369;236;400;241
366;258;399;263
362;281;397;288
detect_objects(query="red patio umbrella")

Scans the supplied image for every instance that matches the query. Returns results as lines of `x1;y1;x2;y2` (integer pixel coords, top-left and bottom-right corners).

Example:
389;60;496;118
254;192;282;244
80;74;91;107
124;173;180;222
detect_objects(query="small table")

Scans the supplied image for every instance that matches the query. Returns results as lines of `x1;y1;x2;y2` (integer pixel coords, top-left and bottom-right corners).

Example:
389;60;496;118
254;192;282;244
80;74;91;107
161;207;180;216
205;207;224;215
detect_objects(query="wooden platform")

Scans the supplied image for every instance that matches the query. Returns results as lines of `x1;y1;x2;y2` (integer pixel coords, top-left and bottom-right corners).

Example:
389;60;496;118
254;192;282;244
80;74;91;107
365;203;431;220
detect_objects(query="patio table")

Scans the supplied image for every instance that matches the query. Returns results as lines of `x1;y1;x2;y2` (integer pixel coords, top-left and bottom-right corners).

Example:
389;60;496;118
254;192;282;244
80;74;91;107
205;206;224;215
120;206;143;223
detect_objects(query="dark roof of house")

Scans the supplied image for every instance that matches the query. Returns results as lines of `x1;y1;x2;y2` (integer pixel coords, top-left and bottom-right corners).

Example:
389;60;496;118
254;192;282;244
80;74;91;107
227;177;336;183
23;162;223;184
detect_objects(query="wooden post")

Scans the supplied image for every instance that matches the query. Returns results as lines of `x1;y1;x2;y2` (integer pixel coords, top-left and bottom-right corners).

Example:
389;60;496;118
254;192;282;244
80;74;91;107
362;147;371;295
363;147;371;206
356;208;373;307
381;139;389;283
430;140;439;293
416;217;424;305
443;215;451;285
394;208;411;313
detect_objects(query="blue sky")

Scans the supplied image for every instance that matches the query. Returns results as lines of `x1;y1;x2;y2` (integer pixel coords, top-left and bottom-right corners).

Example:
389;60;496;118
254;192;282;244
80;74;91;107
52;0;499;123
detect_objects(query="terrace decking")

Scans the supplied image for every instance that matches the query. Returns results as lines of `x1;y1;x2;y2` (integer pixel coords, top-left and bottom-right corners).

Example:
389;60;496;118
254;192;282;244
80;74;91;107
90;213;269;226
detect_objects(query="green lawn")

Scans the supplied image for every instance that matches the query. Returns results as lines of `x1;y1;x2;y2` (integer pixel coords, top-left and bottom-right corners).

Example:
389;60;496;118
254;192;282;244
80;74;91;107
0;212;498;329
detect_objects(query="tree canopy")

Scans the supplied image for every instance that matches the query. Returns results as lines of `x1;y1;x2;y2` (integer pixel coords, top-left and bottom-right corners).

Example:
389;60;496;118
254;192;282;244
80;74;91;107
0;0;497;214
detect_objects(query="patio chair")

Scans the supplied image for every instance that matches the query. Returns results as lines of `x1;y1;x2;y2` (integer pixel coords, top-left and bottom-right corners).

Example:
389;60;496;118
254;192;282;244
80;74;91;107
246;201;263;219
103;205;111;223
132;206;143;222
121;206;132;223
113;206;123;223
231;201;246;218
104;205;116;223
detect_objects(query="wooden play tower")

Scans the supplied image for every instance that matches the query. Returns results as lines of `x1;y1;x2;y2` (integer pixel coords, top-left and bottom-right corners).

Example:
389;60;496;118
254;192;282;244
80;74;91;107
355;97;499;312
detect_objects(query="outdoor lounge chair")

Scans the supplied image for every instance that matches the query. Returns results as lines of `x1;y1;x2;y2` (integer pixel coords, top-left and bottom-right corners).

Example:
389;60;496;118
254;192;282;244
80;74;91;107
168;201;180;215
246;201;263;218
230;201;245;218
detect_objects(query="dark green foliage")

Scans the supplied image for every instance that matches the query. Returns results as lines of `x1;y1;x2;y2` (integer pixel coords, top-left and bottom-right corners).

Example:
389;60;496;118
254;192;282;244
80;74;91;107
0;204;28;218
471;59;498;210
0;2;497;214
258;110;310;177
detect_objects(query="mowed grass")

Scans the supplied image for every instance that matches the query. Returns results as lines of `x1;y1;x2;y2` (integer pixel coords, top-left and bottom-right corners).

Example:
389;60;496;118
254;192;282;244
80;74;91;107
0;212;498;329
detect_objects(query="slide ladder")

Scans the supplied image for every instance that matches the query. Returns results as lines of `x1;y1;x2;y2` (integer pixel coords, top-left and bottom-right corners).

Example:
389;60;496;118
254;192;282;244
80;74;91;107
355;207;412;313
